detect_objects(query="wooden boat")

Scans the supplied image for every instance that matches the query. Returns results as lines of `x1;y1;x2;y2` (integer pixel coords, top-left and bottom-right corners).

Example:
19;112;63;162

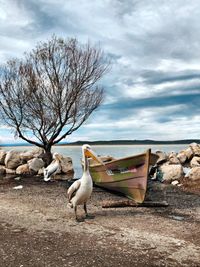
89;149;158;203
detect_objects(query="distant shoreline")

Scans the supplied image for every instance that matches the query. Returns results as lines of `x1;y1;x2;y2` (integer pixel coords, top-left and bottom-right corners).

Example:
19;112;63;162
62;139;200;146
1;139;199;147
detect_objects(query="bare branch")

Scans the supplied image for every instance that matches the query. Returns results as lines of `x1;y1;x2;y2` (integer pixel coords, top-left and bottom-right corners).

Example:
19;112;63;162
0;36;109;162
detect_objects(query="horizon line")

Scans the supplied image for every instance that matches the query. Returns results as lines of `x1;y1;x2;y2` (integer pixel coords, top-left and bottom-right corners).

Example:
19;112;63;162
0;138;200;147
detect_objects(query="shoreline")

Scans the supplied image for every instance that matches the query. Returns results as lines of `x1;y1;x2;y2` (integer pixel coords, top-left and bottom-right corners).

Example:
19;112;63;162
0;143;192;149
1;139;200;148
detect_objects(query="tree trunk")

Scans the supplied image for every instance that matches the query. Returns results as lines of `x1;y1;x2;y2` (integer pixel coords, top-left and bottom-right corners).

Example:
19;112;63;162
42;146;53;167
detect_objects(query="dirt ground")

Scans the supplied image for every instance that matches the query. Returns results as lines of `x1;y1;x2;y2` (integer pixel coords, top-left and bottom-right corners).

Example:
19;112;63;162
0;176;200;267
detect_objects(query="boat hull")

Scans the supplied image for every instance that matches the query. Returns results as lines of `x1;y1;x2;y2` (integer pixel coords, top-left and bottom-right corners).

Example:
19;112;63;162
89;149;158;203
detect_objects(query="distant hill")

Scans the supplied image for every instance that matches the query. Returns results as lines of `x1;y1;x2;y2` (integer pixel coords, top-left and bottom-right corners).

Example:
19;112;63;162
1;139;200;147
0;143;33;147
59;139;200;146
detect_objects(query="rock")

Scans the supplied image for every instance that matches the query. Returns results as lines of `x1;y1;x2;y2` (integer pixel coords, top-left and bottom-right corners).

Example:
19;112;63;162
28;158;45;173
184;147;193;160
60;156;74;174
158;164;184;182
155;151;168;164
188;167;200;181
5;150;22;169
16;164;30;175
0;165;6;174
38;167;45;175
177;151;187;164
5;168;16;174
168;152;180;164
20;151;35;162
190;156;200;167
20;147;44;162
189;143;200;156
32;147;44;157
0;150;6;164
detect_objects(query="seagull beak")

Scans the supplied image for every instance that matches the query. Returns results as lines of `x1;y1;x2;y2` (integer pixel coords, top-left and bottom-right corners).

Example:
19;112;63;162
85;149;104;165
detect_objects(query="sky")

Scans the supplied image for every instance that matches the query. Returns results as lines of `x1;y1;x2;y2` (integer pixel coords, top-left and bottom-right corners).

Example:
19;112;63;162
0;0;200;143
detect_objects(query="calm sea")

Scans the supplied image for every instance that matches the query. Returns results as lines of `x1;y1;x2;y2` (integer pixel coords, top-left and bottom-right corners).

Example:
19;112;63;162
2;144;188;178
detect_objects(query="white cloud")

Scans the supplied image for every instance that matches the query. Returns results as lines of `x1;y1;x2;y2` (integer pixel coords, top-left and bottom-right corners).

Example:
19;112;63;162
0;0;200;142
77;104;200;141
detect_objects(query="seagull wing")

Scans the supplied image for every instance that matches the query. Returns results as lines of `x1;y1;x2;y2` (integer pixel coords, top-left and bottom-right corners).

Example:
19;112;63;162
67;180;81;201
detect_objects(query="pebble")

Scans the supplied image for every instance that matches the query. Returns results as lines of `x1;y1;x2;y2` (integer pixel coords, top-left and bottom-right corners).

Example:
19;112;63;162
33;210;40;213
12;229;23;233
14;177;21;181
169;215;185;221
13;185;23;190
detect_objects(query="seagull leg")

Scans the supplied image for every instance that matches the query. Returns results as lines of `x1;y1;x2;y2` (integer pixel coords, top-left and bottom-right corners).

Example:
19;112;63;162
75;206;84;222
84;203;88;216
84;203;95;219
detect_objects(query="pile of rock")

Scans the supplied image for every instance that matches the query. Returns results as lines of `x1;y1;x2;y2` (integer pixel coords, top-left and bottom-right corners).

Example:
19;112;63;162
0;148;74;180
153;143;200;183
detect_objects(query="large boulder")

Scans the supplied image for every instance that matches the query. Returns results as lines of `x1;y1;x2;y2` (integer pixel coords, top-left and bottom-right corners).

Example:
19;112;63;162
20;147;44;162
60;156;74;174
20;151;35;162
189;143;200;156
177;151;187;164
5;168;16;174
0;150;6;164
28;158;45;173
157;164;184;182
5;150;22;169
32;147;44;157
190;156;200;167
184;147;193;160
188;167;200;181
155;151;168;165
168;152;180;164
16;164;30;175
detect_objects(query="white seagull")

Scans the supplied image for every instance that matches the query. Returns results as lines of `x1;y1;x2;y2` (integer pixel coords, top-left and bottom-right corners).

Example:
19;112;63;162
67;144;103;222
43;152;62;182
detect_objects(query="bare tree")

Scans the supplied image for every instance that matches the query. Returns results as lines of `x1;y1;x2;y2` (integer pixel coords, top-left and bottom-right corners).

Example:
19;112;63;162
0;36;109;164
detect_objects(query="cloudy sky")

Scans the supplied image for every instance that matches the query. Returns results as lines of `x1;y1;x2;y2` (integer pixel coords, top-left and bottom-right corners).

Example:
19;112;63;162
0;0;200;143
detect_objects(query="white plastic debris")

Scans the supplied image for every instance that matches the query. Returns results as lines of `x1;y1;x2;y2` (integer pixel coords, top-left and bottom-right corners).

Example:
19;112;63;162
13;185;23;190
183;167;191;177
171;180;179;186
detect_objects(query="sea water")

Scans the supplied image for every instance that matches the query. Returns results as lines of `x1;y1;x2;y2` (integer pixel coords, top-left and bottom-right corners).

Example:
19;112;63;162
2;144;188;178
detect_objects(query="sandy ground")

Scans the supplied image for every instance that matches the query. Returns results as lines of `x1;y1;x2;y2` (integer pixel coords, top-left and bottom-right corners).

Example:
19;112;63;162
0;176;200;267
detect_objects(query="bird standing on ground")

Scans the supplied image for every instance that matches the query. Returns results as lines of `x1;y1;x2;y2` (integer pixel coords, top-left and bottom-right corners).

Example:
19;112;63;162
67;144;103;222
43;153;62;181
